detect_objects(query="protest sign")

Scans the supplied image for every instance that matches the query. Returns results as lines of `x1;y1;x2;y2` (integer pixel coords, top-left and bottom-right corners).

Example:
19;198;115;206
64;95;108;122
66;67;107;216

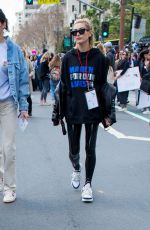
137;90;150;109
116;67;141;92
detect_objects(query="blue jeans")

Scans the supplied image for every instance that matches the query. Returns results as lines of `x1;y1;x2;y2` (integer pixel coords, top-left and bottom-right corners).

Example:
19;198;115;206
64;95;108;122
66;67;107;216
50;79;59;100
41;78;50;102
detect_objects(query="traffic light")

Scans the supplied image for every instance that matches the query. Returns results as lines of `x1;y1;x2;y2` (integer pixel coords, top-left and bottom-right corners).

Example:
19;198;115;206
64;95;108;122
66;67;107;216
26;0;33;5
134;15;141;29
101;22;109;38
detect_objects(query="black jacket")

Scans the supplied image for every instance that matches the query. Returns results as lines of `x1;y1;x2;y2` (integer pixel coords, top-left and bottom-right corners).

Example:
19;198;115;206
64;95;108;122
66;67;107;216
52;81;116;131
52;48;116;128
39;60;49;79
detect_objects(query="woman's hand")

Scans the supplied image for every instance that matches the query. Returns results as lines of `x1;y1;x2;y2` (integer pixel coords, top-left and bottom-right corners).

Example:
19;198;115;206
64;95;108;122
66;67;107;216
104;117;111;127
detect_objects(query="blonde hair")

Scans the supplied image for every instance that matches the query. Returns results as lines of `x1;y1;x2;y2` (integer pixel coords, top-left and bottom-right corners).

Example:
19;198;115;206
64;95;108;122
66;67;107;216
97;42;106;55
74;17;94;48
49;54;61;69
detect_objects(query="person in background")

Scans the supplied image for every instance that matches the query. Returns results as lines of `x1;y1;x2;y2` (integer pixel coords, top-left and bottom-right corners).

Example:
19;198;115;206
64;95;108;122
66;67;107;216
30;54;37;91
97;42;114;84
36;48;48;91
52;17;114;203
40;51;50;105
138;49;149;75
22;48;33;116
141;56;150;114
97;42;106;55
104;41;116;70
129;52;139;67
49;54;61;104
115;50;124;70
0;9;29;203
115;50;130;111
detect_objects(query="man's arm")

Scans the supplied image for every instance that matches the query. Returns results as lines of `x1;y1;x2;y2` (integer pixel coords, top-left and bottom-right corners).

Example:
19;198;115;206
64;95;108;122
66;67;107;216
18;48;29;118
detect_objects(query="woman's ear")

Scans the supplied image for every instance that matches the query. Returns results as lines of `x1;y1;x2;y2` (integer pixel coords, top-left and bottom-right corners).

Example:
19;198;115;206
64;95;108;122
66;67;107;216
88;33;92;38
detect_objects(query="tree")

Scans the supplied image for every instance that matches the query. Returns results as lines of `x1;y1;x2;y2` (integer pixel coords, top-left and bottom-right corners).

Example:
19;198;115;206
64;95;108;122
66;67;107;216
14;5;65;53
86;0;150;43
86;0;111;41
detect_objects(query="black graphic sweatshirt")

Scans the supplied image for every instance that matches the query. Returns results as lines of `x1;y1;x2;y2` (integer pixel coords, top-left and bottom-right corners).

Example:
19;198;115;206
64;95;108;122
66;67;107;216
60;48;108;124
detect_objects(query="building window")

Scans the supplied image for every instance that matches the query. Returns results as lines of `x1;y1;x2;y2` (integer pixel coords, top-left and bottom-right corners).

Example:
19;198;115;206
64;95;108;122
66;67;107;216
72;5;75;12
83;4;87;11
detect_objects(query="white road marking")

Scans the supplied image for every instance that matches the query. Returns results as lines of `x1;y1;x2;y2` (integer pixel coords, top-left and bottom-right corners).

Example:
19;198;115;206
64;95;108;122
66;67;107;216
100;124;150;142
97;190;104;194
115;106;150;123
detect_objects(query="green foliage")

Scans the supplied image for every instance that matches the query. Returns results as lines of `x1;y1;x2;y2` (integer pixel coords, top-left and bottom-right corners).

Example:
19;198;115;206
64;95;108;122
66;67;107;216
86;0;150;42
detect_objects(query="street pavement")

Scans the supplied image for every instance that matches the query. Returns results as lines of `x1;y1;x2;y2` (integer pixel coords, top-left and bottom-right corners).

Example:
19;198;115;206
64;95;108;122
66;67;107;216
0;91;150;230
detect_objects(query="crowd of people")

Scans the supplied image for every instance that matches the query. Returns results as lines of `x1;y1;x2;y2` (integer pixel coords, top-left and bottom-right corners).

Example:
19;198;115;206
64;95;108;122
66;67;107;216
0;8;149;205
97;40;150;113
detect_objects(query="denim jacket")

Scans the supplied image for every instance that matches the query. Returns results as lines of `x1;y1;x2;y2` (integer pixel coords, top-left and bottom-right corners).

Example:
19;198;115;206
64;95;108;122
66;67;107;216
5;36;29;111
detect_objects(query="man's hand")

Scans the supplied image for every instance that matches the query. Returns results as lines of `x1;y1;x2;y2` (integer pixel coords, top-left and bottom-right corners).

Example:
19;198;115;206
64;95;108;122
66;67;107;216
19;111;29;120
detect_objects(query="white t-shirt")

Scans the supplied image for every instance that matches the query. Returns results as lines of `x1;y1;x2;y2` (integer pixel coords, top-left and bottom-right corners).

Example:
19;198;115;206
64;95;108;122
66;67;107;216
0;41;11;100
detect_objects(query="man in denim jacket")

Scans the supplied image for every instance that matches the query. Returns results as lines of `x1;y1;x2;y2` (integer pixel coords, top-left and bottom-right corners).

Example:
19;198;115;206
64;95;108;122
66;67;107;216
0;9;29;203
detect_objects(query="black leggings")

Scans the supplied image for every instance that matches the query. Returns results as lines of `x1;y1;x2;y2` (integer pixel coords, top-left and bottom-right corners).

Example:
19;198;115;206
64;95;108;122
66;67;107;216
117;91;129;106
67;123;99;184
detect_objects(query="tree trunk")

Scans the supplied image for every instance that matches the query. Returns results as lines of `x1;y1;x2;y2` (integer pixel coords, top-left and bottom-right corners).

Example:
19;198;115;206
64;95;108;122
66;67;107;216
119;0;126;50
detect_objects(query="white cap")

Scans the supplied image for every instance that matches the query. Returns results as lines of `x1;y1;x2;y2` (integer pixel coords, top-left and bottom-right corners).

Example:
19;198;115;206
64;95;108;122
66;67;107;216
104;42;112;48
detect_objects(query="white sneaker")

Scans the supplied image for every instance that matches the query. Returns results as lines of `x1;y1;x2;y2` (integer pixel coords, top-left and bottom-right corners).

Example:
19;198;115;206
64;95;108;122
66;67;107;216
81;183;93;202
142;110;150;115
118;107;127;112
122;107;127;111
71;170;81;189
3;190;16;203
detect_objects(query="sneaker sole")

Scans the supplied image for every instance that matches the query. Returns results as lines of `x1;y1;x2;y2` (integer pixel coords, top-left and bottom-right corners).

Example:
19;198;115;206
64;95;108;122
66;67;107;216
71;182;80;189
82;197;93;202
3;198;16;203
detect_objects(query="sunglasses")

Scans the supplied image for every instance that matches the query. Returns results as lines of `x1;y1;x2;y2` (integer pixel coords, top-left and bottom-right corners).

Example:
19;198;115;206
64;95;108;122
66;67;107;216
71;28;89;36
